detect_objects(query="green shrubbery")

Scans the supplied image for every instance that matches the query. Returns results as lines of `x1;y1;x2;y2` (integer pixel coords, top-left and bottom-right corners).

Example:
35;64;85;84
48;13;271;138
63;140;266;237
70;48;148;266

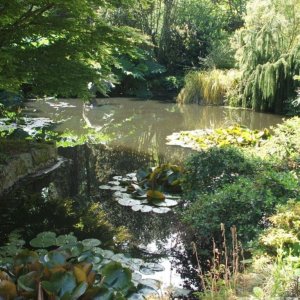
181;116;300;252
183;170;298;246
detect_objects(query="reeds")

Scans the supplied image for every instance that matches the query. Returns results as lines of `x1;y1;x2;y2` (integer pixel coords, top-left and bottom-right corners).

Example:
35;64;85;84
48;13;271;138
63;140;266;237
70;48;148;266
177;69;240;105
194;224;244;299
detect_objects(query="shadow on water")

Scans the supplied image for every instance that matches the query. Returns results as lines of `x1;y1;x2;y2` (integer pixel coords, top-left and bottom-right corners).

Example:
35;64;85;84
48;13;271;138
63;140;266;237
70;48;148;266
1;98;284;295
1;143;200;294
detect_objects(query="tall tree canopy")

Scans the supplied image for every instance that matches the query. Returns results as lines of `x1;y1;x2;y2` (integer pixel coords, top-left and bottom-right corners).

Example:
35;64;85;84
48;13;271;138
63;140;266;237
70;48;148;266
0;0;146;98
234;0;300;112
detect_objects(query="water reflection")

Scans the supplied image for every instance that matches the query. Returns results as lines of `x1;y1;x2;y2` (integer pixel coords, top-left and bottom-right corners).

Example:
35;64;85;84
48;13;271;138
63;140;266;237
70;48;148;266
23;98;283;163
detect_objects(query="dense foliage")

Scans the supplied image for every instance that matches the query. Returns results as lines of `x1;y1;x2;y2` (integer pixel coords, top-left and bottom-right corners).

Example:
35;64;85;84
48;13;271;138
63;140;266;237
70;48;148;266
0;232;160;299
181;117;300;250
0;0;146;98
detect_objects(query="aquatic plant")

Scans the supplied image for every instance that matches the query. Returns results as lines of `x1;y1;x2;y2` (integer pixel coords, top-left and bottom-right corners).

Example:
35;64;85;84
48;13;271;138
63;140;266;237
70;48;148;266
167;125;270;151
0;232;163;299
177;69;240;105
99;164;183;213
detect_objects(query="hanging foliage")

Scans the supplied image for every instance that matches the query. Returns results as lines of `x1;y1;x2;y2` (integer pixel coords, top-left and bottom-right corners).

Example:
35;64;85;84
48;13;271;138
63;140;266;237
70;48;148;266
233;0;300;113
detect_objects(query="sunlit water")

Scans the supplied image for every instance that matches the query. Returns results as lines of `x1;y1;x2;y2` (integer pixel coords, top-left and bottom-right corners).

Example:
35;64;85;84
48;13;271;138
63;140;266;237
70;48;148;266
1;98;283;297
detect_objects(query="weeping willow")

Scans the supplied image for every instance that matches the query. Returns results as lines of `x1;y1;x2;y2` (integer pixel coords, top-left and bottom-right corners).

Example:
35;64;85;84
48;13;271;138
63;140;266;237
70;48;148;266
234;0;300;113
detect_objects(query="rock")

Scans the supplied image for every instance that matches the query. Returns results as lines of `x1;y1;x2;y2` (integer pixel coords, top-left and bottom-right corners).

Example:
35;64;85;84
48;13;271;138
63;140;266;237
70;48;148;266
0;142;58;195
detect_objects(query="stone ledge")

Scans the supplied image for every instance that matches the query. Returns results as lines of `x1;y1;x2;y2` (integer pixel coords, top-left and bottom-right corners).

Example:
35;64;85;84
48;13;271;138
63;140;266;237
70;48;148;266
0;143;57;195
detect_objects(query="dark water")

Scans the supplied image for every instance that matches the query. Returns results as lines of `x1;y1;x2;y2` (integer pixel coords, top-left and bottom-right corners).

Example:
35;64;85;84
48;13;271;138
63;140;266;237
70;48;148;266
1;98;283;295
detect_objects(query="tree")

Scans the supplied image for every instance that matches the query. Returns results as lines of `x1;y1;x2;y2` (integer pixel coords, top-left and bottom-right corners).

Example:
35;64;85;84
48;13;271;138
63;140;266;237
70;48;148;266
0;0;147;99
234;0;300;113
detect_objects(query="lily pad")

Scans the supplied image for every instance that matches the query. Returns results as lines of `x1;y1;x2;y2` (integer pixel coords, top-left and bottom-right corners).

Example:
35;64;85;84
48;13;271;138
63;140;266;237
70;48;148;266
132;205;143;212
140;205;153;213
117;198;141;207
139;278;161;290
143;262;165;272
108;181;120;186
112;176;123;181
152;207;171;214
99;185;111;190
152;199;178;207
82;238;101;248
111;186;126;191
139;266;155;275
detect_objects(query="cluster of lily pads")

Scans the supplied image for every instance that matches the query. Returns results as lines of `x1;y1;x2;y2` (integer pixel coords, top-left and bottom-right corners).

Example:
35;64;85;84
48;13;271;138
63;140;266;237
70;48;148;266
100;164;183;214
166;125;271;150
0;231;164;299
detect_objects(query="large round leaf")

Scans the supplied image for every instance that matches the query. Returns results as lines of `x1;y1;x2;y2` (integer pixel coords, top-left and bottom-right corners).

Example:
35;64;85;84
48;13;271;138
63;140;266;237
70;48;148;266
30;232;57;248
101;262;132;291
82;238;101;248
56;234;78;246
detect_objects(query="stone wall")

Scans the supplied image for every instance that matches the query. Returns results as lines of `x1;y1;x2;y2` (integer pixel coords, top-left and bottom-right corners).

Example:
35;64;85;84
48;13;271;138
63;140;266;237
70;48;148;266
0;144;57;195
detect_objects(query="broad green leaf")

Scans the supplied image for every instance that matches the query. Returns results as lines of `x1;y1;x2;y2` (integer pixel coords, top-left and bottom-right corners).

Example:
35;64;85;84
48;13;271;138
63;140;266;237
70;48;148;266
82;239;101;248
30;231;57;248
71;282;88;299
18;271;39;292
44;251;67;267
56;234;78;246
101;262;132;291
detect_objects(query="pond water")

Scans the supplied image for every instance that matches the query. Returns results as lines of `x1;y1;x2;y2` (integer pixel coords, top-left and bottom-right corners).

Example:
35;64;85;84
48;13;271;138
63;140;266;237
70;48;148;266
1;98;283;298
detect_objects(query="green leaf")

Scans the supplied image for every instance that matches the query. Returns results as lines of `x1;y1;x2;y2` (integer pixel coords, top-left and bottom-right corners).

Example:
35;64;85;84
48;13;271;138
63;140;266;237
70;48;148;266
56;234;78;246
30;231;57;248
44;251;67;267
253;286;264;298
82;239;101;249
101;262;132;291
18;271;38;292
71;282;88;299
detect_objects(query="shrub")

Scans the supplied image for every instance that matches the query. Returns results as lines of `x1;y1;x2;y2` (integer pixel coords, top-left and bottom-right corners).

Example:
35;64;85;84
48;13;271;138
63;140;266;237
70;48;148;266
182;170;299;246
182;147;259;201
